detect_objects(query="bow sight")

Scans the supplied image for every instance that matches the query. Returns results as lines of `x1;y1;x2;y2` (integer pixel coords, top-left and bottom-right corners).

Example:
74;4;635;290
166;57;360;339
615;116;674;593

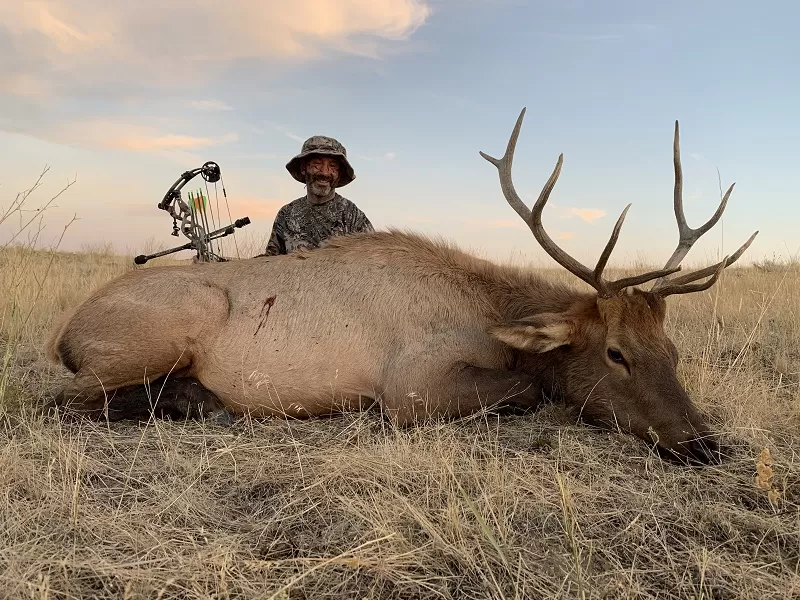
133;161;250;265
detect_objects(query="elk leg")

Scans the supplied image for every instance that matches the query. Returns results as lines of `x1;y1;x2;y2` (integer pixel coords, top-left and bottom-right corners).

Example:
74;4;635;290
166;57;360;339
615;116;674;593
44;273;233;422
47;373;234;424
45;346;183;416
101;376;233;424
385;363;548;427
46;347;200;422
46;372;142;420
456;363;550;411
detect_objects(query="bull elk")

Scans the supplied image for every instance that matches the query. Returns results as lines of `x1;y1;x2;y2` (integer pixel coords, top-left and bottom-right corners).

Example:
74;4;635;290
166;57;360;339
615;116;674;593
44;108;757;465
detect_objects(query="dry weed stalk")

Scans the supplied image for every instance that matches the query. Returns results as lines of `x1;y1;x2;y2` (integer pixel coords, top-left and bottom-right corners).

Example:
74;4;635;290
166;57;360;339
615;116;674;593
755;447;783;506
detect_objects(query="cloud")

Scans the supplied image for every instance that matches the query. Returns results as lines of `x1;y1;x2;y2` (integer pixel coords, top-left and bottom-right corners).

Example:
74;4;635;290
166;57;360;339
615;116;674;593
0;73;50;99
689;152;705;161
556;231;575;240
0;1;432;157
17;4;107;53
270;123;306;143
0;1;432;96
544;203;607;223
0;118;239;152
190;99;234;112
228;195;287;220
120;193;286;222
569;207;606;223
9;118;239;153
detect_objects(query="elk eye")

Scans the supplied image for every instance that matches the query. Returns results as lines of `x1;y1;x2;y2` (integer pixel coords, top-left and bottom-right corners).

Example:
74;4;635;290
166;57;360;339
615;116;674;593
607;348;625;364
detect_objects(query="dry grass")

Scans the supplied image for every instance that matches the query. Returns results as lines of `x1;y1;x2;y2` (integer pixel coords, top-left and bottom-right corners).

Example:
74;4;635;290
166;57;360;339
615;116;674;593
1;172;799;599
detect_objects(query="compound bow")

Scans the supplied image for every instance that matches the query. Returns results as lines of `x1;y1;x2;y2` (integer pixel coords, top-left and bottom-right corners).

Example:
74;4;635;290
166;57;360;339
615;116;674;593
133;161;250;265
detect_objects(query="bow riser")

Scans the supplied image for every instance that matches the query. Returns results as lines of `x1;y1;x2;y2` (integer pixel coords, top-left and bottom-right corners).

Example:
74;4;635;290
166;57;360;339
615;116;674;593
133;161;250;265
133;217;251;265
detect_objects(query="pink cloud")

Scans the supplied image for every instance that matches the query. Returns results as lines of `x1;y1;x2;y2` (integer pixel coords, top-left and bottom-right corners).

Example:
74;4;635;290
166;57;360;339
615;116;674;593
0;1;432;93
0;73;51;99
114;132;238;152
231;195;287;220
30;119;238;153
569;207;606;223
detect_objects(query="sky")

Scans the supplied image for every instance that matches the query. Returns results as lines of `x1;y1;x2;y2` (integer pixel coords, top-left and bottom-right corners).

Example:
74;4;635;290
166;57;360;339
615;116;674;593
1;0;798;269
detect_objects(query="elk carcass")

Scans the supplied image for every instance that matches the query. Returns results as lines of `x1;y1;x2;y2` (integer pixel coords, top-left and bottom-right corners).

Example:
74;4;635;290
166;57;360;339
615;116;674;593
44;109;757;464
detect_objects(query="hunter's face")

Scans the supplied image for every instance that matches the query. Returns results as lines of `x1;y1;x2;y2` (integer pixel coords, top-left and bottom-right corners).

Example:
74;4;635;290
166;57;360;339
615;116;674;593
304;156;340;197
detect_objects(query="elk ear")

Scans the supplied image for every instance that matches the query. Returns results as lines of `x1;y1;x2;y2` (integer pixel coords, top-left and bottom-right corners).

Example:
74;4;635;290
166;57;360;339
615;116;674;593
488;313;574;353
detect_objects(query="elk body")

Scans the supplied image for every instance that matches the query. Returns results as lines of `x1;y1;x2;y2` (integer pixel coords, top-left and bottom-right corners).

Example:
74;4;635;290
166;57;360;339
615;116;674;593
44;109;757;465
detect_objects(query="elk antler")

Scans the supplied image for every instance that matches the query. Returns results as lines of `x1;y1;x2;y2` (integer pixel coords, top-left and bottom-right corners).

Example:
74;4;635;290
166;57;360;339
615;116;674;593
648;120;758;296
479;107;680;298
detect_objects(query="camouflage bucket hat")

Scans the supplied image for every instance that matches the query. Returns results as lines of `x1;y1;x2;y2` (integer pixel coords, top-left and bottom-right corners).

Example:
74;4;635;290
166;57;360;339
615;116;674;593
286;135;356;188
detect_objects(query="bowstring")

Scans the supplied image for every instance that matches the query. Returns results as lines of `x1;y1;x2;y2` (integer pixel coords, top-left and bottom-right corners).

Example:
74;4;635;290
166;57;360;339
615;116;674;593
203;178;221;258
200;189;217;255
218;174;241;260
187;190;204;261
197;187;216;260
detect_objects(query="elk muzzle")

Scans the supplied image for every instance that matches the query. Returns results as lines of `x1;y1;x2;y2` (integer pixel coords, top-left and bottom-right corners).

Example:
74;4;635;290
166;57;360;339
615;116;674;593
655;432;723;466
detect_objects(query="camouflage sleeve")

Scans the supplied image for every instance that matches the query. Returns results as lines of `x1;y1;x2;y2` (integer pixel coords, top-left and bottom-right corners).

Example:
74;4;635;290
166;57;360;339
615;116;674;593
264;209;288;256
349;205;374;234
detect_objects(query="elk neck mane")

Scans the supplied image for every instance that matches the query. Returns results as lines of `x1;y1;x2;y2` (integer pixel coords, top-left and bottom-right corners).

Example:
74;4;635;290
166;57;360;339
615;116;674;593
301;228;595;321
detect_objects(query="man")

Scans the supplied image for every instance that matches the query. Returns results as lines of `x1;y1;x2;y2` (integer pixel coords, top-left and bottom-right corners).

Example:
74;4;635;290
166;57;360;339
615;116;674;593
263;135;374;256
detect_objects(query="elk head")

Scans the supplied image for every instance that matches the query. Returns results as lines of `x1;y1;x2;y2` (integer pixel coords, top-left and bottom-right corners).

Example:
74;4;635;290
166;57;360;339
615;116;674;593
481;108;758;465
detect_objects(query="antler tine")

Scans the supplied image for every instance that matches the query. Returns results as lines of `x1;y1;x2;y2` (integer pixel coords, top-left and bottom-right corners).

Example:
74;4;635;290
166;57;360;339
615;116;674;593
480;107;604;294
481;108;691;298
652;230;758;293
650;119;759;294
591;204;630;281
653;120;747;284
605;266;682;293
668;121;733;264
592;205;683;295
654;255;730;297
478;108;534;224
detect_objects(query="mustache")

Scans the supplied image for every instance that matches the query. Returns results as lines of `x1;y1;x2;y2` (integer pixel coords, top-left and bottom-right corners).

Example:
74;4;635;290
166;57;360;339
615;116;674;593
309;174;335;185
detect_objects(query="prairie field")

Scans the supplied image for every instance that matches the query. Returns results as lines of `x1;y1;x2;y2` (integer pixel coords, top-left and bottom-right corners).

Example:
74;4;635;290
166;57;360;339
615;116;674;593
1;184;799;599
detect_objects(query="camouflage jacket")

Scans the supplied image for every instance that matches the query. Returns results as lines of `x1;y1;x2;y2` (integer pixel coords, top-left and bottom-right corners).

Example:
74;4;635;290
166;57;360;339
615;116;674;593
262;193;374;256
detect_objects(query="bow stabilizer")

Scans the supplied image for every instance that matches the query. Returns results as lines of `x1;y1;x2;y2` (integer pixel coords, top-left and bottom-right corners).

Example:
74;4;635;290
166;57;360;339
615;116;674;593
133;161;250;265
